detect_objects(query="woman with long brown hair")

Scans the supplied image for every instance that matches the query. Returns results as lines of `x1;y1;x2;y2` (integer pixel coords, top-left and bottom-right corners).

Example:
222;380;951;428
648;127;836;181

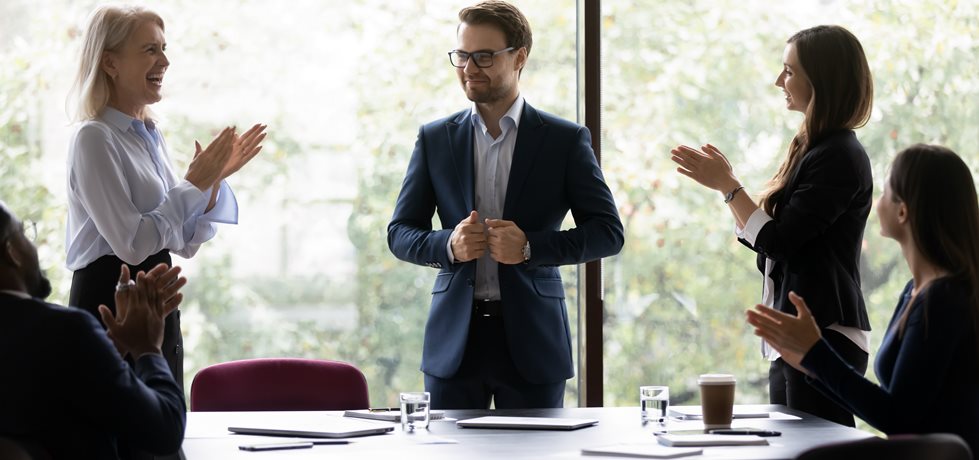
671;25;874;426
747;144;979;452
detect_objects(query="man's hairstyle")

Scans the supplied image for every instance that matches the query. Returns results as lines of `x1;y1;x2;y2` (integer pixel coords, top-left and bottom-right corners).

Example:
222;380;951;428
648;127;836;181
458;1;533;55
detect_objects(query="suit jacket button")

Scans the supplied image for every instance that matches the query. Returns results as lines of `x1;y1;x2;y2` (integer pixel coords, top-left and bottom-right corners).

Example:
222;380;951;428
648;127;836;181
466;278;474;287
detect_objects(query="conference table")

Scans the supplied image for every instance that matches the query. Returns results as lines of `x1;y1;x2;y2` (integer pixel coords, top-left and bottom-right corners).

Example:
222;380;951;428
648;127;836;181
181;404;875;459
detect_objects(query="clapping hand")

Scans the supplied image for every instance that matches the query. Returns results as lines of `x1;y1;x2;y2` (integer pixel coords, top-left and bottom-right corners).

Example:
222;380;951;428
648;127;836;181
98;264;187;358
745;291;822;373
670;143;740;193
185;127;235;191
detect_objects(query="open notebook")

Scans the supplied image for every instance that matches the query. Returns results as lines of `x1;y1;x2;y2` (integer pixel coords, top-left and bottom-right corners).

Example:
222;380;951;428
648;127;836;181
228;417;394;439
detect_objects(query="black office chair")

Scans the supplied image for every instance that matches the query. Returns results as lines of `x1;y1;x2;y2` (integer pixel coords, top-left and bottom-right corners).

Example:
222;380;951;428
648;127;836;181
796;433;972;460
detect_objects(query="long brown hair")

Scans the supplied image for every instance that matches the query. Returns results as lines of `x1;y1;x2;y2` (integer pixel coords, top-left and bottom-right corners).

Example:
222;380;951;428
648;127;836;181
761;25;874;214
889;145;979;345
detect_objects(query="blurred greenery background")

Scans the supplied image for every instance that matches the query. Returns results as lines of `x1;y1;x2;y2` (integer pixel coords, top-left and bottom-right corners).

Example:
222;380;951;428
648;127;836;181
1;0;976;433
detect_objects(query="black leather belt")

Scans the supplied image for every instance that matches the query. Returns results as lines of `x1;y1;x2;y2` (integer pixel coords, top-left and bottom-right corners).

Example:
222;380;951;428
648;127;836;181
473;300;503;318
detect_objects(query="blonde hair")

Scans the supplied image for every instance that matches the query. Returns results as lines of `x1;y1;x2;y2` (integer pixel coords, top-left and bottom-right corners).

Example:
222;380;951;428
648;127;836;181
67;5;164;122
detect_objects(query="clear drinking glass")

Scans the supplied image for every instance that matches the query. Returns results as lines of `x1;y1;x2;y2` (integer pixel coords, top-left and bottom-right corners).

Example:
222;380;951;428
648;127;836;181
399;391;431;431
639;385;669;424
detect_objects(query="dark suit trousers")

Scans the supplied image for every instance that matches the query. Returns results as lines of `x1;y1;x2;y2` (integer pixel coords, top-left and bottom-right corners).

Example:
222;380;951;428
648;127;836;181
425;311;565;410
69;250;183;460
769;329;868;427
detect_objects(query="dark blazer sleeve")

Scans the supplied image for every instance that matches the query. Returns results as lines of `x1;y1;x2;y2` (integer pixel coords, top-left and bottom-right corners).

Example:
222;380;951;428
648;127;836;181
800;281;973;434
64;312;186;454
741;137;869;262
387;124;454;269
524;125;624;268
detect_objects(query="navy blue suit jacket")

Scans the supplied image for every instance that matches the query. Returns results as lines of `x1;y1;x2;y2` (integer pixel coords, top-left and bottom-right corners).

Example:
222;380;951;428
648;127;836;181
388;103;624;384
0;293;185;459
802;279;979;454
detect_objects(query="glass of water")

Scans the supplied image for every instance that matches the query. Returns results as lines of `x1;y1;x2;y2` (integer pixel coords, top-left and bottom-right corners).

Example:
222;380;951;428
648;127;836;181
640;385;669;424
399;391;431;431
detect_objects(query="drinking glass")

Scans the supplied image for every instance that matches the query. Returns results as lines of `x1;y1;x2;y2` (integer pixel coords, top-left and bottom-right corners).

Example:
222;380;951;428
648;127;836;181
639;385;669;424
399;391;431;431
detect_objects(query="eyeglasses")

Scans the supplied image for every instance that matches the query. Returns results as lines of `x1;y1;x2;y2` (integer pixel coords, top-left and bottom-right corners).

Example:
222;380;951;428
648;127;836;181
448;47;515;68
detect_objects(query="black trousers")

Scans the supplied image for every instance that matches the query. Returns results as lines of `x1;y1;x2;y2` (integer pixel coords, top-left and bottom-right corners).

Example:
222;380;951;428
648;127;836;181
769;329;868;427
425;311;565;410
69;250;183;460
68;250;183;388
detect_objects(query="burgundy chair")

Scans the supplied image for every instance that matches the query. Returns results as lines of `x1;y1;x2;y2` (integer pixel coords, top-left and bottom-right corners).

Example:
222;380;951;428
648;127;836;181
795;433;972;460
189;358;370;411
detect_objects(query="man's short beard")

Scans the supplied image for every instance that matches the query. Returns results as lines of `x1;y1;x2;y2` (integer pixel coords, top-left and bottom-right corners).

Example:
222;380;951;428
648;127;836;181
29;271;52;300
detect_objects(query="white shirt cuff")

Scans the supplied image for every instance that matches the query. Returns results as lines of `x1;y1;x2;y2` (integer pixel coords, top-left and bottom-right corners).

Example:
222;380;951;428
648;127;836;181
446;235;456;263
737;208;774;246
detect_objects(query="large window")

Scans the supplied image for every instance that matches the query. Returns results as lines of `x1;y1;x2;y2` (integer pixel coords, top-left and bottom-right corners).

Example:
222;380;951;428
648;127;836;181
0;0;577;407
1;0;976;414
599;0;979;414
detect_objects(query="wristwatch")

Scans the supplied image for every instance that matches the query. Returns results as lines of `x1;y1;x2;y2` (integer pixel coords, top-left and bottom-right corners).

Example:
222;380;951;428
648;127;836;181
521;240;531;262
724;185;745;204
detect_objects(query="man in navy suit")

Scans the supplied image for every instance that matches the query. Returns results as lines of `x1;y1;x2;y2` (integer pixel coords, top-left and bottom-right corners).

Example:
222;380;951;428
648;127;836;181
0;202;187;459
388;1;623;409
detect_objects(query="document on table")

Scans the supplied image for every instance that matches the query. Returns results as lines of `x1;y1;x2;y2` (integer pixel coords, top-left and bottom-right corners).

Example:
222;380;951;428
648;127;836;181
456;416;598;430
667;406;770;420
582;443;703;458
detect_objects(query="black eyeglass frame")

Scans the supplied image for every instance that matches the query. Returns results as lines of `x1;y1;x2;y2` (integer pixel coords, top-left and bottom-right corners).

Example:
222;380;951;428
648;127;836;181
447;46;516;68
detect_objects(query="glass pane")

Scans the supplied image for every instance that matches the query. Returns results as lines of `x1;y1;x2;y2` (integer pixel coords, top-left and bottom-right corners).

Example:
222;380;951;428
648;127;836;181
1;0;579;407
600;0;978;416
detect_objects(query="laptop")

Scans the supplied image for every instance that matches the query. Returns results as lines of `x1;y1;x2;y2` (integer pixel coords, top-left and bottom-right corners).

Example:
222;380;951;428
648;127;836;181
456;416;599;430
228;417;394;438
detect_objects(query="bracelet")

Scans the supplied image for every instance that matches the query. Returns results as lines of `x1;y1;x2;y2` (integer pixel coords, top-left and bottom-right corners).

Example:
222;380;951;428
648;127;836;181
724;185;745;204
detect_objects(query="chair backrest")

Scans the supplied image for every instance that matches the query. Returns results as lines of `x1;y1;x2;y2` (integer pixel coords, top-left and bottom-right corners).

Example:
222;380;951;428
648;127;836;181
796;433;973;460
190;358;370;411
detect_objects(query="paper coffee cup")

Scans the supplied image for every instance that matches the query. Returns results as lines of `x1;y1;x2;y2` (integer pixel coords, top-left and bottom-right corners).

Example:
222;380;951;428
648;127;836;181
698;374;736;429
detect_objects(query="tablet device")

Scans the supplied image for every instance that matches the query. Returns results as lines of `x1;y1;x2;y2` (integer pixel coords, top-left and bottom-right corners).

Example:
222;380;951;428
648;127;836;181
229;418;393;438
456;416;598;430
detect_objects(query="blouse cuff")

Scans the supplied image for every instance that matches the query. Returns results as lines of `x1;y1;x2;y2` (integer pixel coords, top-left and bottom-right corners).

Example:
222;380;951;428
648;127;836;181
199;180;239;225
737;208;774;245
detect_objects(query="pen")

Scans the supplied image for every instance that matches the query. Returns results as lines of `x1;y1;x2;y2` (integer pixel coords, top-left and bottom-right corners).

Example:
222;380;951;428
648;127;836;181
709;429;781;436
368;407;399;412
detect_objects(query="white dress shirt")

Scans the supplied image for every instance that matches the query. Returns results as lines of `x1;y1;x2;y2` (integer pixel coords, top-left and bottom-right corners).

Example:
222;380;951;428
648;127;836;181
446;96;525;301
736;208;869;360
65;107;237;270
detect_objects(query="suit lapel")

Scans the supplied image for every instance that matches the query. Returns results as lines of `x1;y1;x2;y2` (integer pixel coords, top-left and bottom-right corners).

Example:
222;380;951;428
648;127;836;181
446;110;475;212
503;103;546;218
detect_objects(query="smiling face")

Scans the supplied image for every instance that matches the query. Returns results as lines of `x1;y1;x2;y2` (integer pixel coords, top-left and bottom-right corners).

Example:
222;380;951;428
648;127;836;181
774;43;812;113
455;22;525;105
102;20;168;118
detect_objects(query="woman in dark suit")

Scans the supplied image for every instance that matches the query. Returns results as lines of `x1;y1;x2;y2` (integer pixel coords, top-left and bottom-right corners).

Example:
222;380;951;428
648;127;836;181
671;25;874;426
747;144;979;453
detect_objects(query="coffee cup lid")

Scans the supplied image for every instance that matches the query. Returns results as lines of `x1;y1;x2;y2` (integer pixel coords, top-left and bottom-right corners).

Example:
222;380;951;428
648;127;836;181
698;373;736;384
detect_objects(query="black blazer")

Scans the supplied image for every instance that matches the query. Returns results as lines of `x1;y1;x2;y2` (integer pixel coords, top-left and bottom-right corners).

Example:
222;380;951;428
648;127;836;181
739;130;872;330
0;294;185;459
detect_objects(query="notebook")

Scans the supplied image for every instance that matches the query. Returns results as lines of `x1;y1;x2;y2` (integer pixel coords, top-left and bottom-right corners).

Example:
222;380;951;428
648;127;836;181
456;416;598;430
582;444;704;458
343;409;446;422
655;434;769;447
667;406;770;420
228;417;394;439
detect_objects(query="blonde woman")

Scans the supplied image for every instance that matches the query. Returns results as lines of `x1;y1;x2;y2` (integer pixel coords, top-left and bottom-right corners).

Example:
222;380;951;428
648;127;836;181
65;4;265;410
